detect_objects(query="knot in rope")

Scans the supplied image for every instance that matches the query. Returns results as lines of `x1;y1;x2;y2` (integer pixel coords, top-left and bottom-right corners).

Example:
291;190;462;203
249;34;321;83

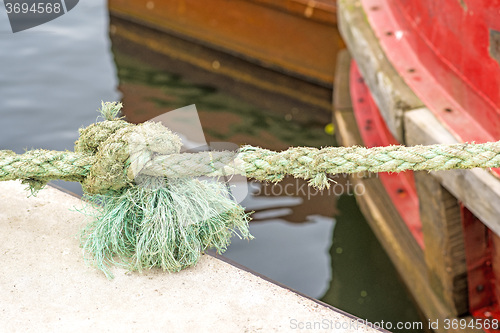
74;102;182;195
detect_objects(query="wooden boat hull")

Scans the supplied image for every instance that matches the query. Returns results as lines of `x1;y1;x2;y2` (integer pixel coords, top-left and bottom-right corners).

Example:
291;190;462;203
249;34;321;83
108;0;343;87
337;0;500;331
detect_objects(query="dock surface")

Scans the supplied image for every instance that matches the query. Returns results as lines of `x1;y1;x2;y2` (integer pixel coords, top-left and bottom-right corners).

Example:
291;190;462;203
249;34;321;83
0;181;381;332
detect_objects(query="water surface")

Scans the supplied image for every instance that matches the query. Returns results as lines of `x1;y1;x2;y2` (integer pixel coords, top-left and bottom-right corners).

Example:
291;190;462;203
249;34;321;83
0;0;119;194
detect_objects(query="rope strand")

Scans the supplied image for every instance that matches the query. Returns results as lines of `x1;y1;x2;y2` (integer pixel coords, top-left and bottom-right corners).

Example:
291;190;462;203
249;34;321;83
0;149;94;183
2;141;500;191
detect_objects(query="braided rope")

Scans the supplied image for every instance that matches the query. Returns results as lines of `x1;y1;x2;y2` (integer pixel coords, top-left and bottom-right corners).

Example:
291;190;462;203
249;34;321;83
0;149;95;191
1;102;500;193
238;142;500;186
140;141;500;188
2;140;500;191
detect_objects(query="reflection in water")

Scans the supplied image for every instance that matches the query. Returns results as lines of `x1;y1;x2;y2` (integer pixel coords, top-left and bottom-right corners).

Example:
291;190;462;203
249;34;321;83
226;180;336;298
114;51;331;150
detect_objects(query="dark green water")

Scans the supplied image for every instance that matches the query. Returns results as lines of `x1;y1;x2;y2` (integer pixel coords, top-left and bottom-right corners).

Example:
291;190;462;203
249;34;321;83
0;3;423;331
322;195;424;331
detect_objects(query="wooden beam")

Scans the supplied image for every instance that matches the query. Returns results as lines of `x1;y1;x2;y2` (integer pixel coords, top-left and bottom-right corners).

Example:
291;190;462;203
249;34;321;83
404;108;500;237
413;171;468;316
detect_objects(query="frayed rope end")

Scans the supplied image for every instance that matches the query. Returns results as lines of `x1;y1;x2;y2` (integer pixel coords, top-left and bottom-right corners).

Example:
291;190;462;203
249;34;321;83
79;177;252;279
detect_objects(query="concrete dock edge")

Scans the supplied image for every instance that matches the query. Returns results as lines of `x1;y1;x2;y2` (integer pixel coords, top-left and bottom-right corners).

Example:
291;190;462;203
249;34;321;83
0;180;382;332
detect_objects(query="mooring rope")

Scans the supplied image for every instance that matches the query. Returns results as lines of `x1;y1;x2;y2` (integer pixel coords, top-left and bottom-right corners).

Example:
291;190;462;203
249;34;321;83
2;125;500;193
142;142;500;186
1;102;498;277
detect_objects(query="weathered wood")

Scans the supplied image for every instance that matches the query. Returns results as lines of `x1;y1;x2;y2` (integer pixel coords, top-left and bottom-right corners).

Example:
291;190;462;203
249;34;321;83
413;171;468;316
405;108;500;237
337;0;423;143
333;57;481;333
338;0;500;235
334;108;482;333
335;110;483;333
336;108;430;325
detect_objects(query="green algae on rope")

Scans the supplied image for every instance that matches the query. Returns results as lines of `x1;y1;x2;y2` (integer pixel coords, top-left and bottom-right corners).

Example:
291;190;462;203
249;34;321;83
80;175;251;279
2;101;500;277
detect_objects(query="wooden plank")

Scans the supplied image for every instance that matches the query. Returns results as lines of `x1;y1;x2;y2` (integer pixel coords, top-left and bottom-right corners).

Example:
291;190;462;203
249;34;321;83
404;108;500;237
337;0;423;143
413;171;468;316
250;0;338;25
